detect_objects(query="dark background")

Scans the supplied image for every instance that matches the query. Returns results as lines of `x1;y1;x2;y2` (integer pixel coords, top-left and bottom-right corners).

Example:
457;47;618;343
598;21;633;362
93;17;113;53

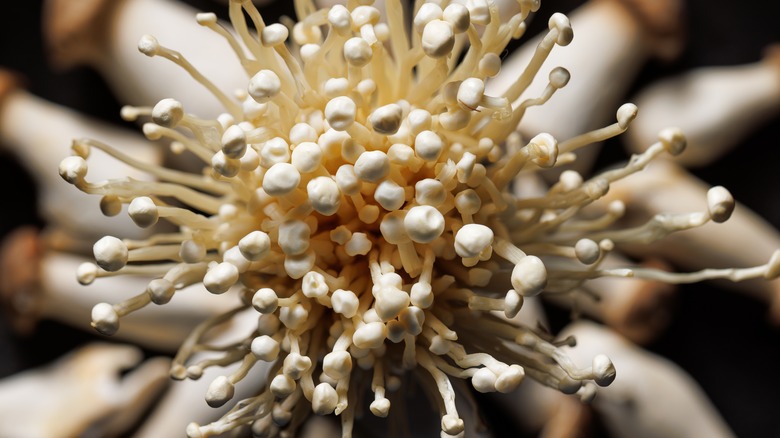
1;0;779;437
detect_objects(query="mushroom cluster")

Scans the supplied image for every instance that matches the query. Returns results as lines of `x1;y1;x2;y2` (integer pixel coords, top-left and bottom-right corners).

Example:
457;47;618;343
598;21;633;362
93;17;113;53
55;0;780;437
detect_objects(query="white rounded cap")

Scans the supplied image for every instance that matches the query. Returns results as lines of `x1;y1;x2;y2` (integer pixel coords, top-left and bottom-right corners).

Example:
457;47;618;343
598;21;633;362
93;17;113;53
91;302;119;335
414;130;444;161
404;206;445;243
270;374;296;398
323;350;352;379
332;289;359;318
369;103;403;135
152;98;184;127
471;367;497;393
148;278;175;304
374;180;406;211
370;397;391;417
511;256;547;296
593;354;616;386
454;224;494;258
261;23;289;47
205;375;235;407
263;163;301;196
58;156;88;184
93;236;128;272
325;96;357;131
221;125;247;159
414;179;446;206
248;70;282;103
343;37;372;67
252;288;279;314
302;271;329;298
707;186;735;223
658;127;687;156
278;220;311;256
259;137;290;167
307;177;341;216
312;383;339;415
203;262;239;294
421;20;454;58
354;150;390;182
180;239;207;263
239;231;271;261
128;196;159;228
77;262;99;285
291;142;323;173
574;239;600;265
352;321;387;349
251;335;280;362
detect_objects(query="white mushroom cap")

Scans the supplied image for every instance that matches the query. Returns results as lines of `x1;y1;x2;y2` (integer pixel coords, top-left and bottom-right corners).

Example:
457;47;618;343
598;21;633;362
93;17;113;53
332;289;359;318
511;256;547;297
413;3;442;34
658;127;687;156
206;375;235;407
302;271;329;298
93;236;128;272
323;350;352;379
252;288;279;314
421;19;454;58
137;34;160;57
91;302;119;335
345;232;372;256
404;206;445;243
707;186;735;223
414;130;444;161
248;70;282;103
443;3;470;34
77;262;99;285
128;196;159;228
270;374;296;398
212;150;240;177
354;150;390;182
370;397;391;417
263;163;301;196
343;37;372;67
291;141;323;173
307;177;341;216
221;124;247;159
592;354;616;386
312;383;339;415
471;367;498;393
151;98;184;127
325;96;357;131
58;155;88;184
415;178;446;206
328;4;352;35
203;262;239;294
251;335;280;361
180;239;206;263
278;220;311;256
261;23;289;47
369;103;403;135
574;238;600;265
260;137;291;168
148;278;175;304
352;321;387;349
548;13;573;46
239;231;271;261
495;364;525;393
454;224;494;258
374;180;406;211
